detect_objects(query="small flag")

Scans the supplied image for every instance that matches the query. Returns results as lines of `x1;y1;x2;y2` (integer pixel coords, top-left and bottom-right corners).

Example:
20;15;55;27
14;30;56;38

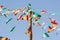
17;13;25;20
25;27;31;35
13;10;20;16
27;3;31;10
48;18;58;33
43;32;49;38
25;30;31;35
0;37;9;40
2;8;7;10
22;15;28;20
48;26;52;33
10;26;15;32
32;11;41;18
0;5;3;9
41;10;46;14
4;14;7;17
6;18;12;24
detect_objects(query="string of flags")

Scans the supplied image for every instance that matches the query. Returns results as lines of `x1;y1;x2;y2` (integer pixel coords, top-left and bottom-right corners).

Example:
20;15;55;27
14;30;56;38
0;3;58;39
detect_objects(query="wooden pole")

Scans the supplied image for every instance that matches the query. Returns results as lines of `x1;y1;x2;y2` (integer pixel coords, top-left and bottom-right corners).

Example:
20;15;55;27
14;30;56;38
29;11;32;40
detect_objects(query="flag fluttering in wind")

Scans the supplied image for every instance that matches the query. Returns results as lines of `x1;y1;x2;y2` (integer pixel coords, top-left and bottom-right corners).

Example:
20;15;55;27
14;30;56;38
6;18;13;24
48;18;58;33
43;32;49;38
41;10;46;14
0;37;10;40
10;26;15;32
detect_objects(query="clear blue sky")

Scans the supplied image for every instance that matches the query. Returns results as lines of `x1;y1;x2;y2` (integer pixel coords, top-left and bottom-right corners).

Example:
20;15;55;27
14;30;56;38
0;0;60;40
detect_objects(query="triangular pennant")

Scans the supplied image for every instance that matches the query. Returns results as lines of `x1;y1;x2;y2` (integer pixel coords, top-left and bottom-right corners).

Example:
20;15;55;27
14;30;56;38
27;3;31;10
32;11;41;18
0;5;3;9
4;14;7;17
10;26;15;32
25;30;31;35
41;10;46;14
13;9;20;16
19;7;26;12
48;18;58;33
25;27;31;35
17;15;23;20
36;22;41;26
48;26;53;33
17;13;26;20
43;32;49;38
22;15;28;20
6;18;12;24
